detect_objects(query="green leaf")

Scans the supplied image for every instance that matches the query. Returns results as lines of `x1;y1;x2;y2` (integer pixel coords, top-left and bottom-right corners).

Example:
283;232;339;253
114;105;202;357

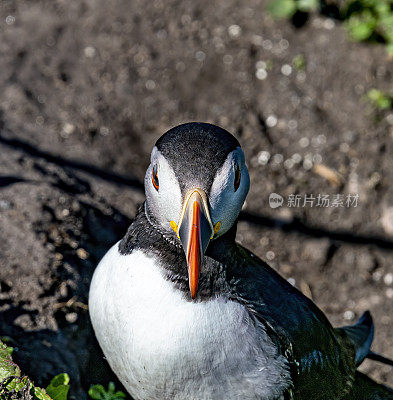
0;340;68;400
107;382;115;394
292;54;306;71
48;373;70;388
267;0;296;19
46;373;70;400
89;383;126;399
298;0;319;12
0;341;13;361
34;386;53;400
88;384;106;399
375;2;390;18
0;358;21;381
379;14;393;42
366;89;392;110
0;340;23;395
3;376;29;392
346;12;376;41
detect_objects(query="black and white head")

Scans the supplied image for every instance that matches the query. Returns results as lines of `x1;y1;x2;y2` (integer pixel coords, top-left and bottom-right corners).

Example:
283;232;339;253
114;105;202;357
144;122;250;298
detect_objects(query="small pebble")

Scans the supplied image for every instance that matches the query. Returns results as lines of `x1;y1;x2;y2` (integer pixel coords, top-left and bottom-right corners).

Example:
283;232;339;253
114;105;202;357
262;40;273;50
317;134;326;145
228;24;241;38
256;61;267;69
251;35;263;46
257;151;270;165
6;15;15;25
284;159;294;169
386;114;393;125
372;270;382;282
260;237;269;246
266;115;277;127
63;123;75;136
279;39;289;50
381;207;393;236
100;126;109;136
0;200;11;210
145;80;156;90
303;159;313;170
384;273;393;286
66;313;78;324
223;54;233;65
288;120;298;130
272;154;283;164
287;277;296;286
281;64;292;76
84;46;96;58
195;51;206;62
299;137;310;148
77;248;89;260
340;143;349;153
292;153;302;163
266;251;275;261
343;310;355;321
323;19;335;30
312;154;322;163
256;69;267;80
386;288;393;299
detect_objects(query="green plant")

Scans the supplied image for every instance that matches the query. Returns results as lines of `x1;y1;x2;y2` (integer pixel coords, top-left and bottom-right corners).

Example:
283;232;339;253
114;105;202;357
46;373;70;400
267;0;393;54
88;382;126;400
292;54;306;70
345;0;393;54
0;339;70;400
267;0;319;19
366;88;393;110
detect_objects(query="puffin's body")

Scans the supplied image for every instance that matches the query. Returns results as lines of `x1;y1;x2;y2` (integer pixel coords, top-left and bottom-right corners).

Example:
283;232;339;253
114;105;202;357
89;123;393;400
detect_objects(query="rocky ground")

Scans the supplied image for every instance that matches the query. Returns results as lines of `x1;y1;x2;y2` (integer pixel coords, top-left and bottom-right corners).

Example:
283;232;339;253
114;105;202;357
0;0;392;398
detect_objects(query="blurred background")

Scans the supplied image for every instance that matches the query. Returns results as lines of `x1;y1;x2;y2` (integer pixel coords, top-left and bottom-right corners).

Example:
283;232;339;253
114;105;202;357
0;0;392;398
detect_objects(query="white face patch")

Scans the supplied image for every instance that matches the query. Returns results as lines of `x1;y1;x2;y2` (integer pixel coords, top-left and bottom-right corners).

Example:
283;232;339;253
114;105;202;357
209;148;250;237
144;146;250;238
144;147;182;231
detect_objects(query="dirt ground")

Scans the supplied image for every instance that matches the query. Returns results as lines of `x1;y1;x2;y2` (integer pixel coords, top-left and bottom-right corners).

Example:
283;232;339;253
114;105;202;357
0;0;392;398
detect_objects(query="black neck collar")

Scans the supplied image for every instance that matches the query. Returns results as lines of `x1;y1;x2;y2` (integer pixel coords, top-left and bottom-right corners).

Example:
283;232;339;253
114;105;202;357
118;202;239;300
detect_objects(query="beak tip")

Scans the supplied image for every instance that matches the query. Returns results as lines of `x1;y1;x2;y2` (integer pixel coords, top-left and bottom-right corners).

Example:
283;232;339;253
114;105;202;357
190;287;197;299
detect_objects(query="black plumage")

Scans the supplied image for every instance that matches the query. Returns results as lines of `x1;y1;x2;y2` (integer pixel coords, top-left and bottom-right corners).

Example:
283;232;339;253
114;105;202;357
155;122;240;194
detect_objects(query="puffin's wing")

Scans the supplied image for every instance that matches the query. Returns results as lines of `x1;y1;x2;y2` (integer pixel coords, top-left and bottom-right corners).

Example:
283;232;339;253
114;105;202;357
335;311;374;366
343;372;393;400
231;244;357;399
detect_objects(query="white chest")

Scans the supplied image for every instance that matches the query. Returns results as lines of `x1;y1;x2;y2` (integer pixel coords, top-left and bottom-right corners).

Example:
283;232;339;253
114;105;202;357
89;244;290;400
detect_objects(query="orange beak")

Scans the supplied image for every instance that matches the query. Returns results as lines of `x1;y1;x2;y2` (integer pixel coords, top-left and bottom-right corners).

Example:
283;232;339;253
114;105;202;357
177;190;214;299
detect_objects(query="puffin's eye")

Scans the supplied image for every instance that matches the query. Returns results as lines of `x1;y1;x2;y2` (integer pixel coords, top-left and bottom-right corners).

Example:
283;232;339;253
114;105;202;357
152;164;159;191
234;163;241;192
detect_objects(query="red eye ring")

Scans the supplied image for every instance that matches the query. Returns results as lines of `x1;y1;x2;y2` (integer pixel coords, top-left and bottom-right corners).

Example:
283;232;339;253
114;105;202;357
152;164;159;191
234;164;241;192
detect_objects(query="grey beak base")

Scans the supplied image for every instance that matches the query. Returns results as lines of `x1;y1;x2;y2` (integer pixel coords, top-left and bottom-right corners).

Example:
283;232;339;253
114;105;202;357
178;191;212;260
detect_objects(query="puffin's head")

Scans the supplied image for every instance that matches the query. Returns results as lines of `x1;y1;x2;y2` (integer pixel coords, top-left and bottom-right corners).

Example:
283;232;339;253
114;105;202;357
145;122;250;298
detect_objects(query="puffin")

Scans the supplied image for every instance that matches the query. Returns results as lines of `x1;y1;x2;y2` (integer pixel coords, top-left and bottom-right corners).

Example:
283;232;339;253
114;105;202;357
89;123;393;400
